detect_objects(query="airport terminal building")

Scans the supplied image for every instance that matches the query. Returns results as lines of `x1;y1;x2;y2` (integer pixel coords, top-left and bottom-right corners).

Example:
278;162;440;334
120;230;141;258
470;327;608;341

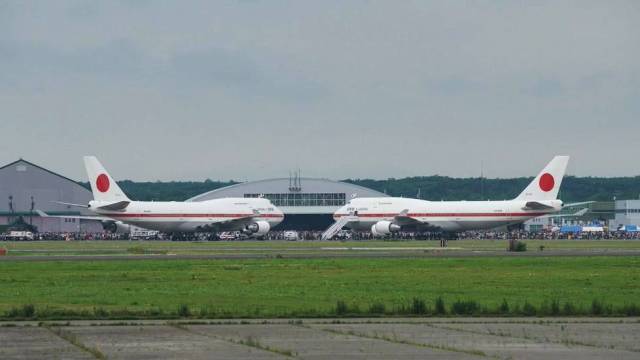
188;177;387;230
0;159;102;233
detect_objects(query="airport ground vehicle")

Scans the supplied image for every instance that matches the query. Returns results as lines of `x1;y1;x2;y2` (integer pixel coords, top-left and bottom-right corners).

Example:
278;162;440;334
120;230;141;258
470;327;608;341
6;231;34;240
218;232;242;240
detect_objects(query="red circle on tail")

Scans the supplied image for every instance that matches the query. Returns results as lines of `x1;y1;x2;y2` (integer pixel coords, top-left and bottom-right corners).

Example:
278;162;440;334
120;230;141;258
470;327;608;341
539;173;555;192
96;174;110;193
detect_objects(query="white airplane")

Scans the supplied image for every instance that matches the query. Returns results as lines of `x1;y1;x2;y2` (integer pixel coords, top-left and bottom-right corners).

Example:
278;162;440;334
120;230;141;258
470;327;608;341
44;156;285;236
323;156;570;239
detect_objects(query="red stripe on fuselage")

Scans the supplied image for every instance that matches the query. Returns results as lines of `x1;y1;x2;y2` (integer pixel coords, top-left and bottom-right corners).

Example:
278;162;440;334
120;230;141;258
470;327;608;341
106;213;284;219
335;212;549;218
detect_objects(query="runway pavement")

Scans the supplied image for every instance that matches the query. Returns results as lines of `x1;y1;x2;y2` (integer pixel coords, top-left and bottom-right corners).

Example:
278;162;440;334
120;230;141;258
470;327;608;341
2;318;639;359
2;248;640;262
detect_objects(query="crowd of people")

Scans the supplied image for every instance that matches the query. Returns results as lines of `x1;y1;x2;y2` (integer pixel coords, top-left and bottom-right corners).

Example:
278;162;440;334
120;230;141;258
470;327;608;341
457;230;640;240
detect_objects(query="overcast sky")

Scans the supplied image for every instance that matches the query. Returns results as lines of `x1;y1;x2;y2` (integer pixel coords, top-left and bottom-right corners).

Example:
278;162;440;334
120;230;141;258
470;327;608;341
1;1;638;181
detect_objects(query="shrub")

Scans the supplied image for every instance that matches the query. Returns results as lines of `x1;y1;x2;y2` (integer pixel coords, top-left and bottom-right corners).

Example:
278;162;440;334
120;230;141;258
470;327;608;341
521;301;537;316
93;307;109;318
562;302;577;316
591;299;604;315
550;299;561;316
508;239;527;252
499;299;510;314
515;242;527;252
22;304;35;318
335;300;348;316
619;304;640;316
434;296;446;315
177;304;191;317
368;302;386;314
411;298;427;315
451;300;479;315
5;304;37;319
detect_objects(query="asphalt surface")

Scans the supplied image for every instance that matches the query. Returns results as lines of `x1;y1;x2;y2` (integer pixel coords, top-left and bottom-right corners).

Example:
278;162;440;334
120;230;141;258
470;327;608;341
2;248;640;262
2;318;639;359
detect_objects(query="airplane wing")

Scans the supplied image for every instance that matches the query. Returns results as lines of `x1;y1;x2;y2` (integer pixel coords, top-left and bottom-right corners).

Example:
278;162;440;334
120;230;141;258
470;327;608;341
36;210;107;221
522;201;555;210
394;209;422;226
196;212;261;232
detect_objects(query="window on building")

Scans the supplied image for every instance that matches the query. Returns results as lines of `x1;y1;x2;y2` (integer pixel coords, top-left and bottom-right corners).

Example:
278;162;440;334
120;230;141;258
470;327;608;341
244;193;347;207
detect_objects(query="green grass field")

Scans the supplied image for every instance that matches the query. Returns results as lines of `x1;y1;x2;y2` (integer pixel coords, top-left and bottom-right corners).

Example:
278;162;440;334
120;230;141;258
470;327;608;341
1;256;639;319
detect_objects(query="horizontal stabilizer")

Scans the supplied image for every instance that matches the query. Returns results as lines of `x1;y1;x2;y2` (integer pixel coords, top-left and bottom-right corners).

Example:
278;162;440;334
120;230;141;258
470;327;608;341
564;201;595;208
35;210;49;217
52;201;89;208
523;201;555;210
545;208;589;218
36;209;107;221
98;201;130;211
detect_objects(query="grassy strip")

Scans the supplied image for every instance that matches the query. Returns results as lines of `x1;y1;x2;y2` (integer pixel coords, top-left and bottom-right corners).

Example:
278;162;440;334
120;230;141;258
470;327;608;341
315;325;488;358
170;322;297;357
425;322;626;352
3;239;640;253
3;298;640;321
43;324;106;359
232;336;297;357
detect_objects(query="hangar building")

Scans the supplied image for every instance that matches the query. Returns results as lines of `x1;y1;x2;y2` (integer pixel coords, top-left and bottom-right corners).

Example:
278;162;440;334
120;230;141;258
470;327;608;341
612;200;640;230
188;176;387;230
0;159;102;233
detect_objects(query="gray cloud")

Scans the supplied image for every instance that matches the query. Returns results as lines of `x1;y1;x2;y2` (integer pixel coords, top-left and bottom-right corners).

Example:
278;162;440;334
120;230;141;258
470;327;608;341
0;0;638;181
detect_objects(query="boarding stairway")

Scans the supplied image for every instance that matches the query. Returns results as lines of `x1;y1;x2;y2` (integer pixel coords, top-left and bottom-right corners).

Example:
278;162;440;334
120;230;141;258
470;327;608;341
321;215;359;240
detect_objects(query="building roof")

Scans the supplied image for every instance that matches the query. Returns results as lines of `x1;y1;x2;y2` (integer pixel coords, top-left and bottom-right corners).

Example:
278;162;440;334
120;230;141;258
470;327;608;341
0;159;93;214
0;158;84;186
188;177;386;200
187;177;387;215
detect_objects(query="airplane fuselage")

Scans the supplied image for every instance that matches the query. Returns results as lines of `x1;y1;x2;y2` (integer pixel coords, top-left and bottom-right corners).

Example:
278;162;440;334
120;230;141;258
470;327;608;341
89;198;284;233
334;197;563;232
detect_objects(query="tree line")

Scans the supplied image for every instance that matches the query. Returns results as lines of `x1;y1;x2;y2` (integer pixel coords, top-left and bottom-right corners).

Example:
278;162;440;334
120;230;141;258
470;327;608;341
80;176;640;202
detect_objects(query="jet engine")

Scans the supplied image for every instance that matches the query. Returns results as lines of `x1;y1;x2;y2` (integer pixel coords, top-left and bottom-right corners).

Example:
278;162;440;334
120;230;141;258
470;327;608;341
245;221;271;236
370;221;401;237
102;221;131;234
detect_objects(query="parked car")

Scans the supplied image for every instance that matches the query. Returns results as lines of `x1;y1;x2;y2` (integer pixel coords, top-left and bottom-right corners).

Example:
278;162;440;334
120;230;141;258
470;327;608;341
218;231;241;240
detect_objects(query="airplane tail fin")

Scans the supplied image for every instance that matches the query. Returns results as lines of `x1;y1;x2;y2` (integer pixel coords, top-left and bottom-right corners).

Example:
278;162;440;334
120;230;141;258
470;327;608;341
515;156;569;201
83;156;130;202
